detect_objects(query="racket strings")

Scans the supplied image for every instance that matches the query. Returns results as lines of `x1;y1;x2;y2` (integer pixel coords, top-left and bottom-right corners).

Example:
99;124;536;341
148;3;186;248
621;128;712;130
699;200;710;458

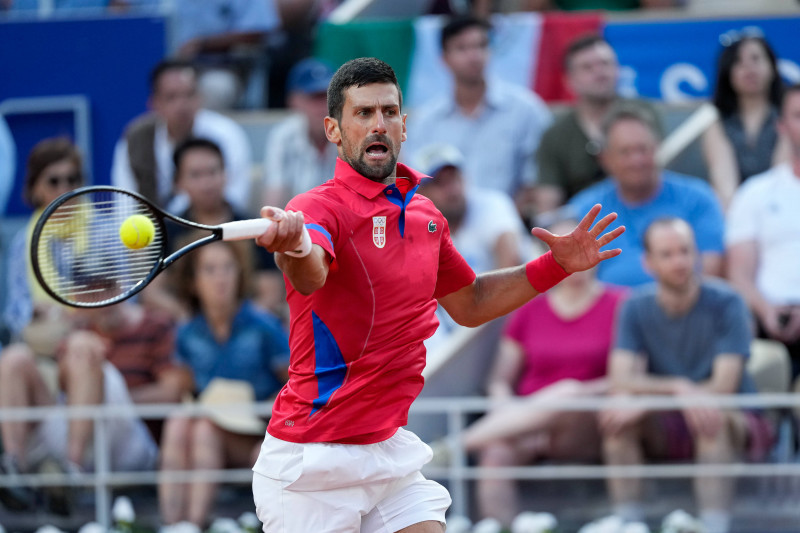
36;190;164;306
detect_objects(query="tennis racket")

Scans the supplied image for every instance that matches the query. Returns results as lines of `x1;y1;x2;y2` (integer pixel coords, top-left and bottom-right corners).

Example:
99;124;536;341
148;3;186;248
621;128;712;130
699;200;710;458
30;186;311;308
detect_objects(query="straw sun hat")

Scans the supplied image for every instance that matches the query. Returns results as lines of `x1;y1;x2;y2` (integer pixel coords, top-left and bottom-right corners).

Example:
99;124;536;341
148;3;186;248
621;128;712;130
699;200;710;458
197;378;267;436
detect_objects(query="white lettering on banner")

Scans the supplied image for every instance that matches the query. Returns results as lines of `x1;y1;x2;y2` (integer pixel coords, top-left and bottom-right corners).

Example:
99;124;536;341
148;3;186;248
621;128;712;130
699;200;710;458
660;63;708;103
779;59;800;84
617;65;640;99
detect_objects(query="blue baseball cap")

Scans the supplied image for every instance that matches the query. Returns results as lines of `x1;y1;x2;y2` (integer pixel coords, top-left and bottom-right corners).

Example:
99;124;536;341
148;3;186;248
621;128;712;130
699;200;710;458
287;58;335;95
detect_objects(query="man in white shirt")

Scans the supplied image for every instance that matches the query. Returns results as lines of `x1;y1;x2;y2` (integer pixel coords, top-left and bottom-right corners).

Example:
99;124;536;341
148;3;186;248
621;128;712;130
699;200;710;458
404;15;552;215
416;143;534;350
726;84;800;380
111;60;252;214
262;58;338;208
416;143;532;274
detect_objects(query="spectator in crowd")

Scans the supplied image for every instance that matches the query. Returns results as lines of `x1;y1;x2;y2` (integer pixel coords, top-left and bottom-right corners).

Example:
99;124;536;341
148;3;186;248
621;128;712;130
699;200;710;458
416;143;532;274
702;28;787;209
159;238;288;531
0;115;15;215
415;142;534;351
171;0;282;109
535;34;659;214
568;103;724;287
142;138;282;320
403;15;552;219
3;138;83;344
726;84;800;380
600;217;771;533
447;218;627;528
111;60;252;215
0;299;191;512
262;58;338;209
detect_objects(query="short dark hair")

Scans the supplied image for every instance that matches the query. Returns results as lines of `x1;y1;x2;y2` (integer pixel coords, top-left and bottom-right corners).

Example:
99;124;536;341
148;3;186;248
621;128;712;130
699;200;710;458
327;57;402;123
440;15;491;51
601;101;662;142
173;137;225;174
23;137;83;207
712;35;782;118
563;34;609;71
643;217;694;252
149;59;197;95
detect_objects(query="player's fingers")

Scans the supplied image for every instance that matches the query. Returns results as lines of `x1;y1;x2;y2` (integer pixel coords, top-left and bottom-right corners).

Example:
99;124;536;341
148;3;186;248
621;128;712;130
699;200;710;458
598;248;623;260
261;206;286;222
590;211;618;237
597;226;626;246
576;204;602;231
530;226;556;245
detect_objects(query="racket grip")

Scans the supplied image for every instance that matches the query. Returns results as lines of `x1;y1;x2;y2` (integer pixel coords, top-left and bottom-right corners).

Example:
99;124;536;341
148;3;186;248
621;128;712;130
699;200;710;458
220;219;313;258
221;219;273;240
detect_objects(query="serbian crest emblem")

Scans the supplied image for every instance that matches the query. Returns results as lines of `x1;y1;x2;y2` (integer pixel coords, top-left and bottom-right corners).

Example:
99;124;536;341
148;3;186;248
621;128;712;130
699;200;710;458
373;216;387;248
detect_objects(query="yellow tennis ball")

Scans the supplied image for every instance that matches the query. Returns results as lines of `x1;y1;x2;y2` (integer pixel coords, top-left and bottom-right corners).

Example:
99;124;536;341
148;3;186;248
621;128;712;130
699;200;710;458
119;214;155;250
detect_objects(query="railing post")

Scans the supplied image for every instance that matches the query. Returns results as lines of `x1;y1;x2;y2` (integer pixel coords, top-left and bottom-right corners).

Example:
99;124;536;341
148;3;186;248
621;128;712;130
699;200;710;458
94;405;112;529
447;404;468;517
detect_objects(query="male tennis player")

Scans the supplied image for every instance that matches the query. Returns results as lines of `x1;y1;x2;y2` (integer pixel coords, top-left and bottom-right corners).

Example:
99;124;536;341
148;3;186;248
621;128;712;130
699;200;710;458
252;57;624;533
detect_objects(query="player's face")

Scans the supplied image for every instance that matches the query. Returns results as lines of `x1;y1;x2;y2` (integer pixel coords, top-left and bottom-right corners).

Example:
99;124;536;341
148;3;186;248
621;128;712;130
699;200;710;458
31;158;82;208
645;222;698;291
151;68;201;137
600;119;659;196
443;27;489;85
778;91;800;152
567;42;618;103
730;39;774;98
176;148;226;212
194;243;241;310
334;83;407;182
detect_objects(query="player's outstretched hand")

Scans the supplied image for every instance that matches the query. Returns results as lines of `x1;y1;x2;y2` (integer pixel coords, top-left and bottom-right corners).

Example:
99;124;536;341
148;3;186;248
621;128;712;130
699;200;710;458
256;206;306;254
531;204;624;274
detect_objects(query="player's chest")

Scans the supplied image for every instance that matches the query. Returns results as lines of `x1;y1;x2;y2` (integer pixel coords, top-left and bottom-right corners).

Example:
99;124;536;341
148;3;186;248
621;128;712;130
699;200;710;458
336;203;443;285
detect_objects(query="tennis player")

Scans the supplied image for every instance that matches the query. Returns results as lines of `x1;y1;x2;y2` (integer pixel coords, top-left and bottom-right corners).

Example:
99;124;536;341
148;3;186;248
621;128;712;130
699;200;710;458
252;57;625;533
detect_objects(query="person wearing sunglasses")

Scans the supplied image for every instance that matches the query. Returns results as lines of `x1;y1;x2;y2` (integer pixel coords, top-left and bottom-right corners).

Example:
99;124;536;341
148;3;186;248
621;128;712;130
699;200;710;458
3;137;85;342
702;28;789;210
0;137;85;511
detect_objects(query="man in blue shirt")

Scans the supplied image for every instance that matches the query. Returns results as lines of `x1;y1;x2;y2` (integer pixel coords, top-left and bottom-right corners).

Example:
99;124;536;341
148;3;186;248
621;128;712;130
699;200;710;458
568;103;724;287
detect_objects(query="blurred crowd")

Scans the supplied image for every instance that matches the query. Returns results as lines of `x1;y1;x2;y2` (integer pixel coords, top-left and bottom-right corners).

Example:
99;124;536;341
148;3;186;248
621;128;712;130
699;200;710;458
1;1;800;533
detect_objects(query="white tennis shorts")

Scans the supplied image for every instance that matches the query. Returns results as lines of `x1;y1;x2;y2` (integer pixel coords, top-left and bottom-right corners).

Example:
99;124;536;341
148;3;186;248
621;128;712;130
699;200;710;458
252;427;451;533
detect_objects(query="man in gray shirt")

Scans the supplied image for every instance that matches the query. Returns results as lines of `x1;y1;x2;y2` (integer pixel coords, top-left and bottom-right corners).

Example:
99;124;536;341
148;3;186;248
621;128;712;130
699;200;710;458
600;217;769;533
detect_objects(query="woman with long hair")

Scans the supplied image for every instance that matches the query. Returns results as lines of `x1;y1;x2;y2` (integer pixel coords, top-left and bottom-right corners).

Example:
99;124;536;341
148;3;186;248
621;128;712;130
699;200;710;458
158;237;289;531
702;29;788;209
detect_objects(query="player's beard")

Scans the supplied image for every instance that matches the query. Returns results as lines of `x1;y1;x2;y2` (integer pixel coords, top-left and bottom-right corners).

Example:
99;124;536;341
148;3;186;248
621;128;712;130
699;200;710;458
341;133;398;182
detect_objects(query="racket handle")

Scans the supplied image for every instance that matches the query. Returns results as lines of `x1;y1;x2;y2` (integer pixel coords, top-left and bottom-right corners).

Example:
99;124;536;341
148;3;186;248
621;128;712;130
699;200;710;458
220;219;313;258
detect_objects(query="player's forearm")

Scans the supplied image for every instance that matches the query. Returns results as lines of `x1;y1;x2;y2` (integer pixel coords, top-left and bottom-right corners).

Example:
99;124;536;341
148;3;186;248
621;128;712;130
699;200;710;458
443;266;539;327
275;245;329;295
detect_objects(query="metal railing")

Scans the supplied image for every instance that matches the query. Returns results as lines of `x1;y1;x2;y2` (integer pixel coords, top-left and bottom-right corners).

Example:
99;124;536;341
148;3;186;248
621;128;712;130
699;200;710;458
0;393;799;528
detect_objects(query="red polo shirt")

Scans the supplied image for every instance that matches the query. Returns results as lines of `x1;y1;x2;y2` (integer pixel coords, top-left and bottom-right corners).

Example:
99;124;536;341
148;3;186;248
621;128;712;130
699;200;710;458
267;158;476;444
